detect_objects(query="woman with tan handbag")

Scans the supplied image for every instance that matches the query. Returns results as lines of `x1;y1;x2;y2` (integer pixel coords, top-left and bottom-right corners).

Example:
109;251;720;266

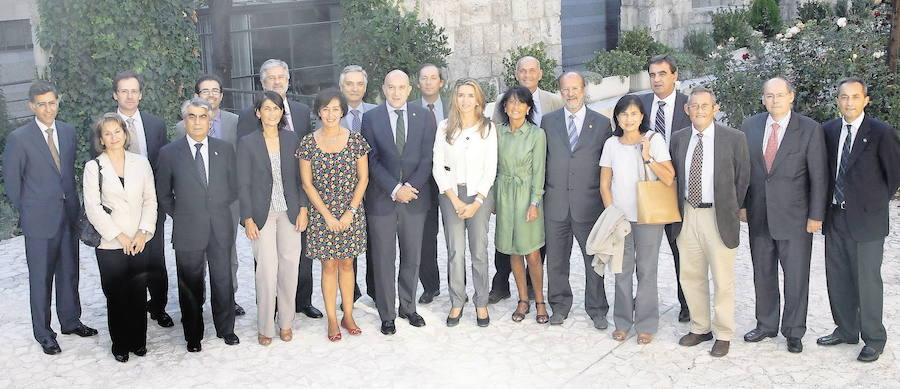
599;95;675;345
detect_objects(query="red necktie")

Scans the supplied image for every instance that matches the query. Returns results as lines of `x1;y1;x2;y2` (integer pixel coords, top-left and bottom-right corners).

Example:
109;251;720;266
764;123;780;172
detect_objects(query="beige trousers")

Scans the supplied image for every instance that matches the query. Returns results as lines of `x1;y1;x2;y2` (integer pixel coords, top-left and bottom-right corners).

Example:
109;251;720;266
676;205;736;341
252;211;302;337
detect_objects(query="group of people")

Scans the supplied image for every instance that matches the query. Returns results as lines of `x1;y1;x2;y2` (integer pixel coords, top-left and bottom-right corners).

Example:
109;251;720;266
3;53;896;364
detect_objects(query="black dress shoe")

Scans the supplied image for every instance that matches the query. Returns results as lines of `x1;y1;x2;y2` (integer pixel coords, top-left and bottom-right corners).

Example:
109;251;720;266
476;314;490;327
234;303;246;316
857;346;881;362
218;333;240;345
787;337;803;353
487;290;511;304
186;342;202;352
113;352;129;363
817;333;857;346
380;320;396;335
298;305;324;318
62;324;98;337
399;312;426;327
418;290;440;304
39;339;61;355
743;328;777;342
150;311;175;328
131;346;147;357
678;308;690;323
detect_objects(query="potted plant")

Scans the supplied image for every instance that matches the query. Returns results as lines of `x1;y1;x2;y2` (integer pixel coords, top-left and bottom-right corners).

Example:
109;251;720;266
585;49;643;102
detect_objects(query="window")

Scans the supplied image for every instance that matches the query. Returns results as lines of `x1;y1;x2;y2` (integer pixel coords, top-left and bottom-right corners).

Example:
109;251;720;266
0;19;34;51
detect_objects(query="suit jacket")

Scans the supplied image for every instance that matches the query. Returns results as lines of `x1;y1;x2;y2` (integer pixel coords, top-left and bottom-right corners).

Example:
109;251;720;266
341;102;377;131
639;91;692;136
541;106;612;223
236;129;308;229
361;103;437;216
2;120;81;238
175;110;239;147
670;123;751;249
237;99;312;140
740;112;828;240
92;111;168;170
822;115;900;241
492;88;564;124
155;136;237;251
82;152;157;249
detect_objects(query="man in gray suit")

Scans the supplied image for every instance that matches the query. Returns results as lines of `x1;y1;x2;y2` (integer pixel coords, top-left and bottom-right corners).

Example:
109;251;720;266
542;72;612;327
174;74;244;316
639;54;693;323
3;81;97;355
739;77;827;354
672;87;750;358
489;56;563;304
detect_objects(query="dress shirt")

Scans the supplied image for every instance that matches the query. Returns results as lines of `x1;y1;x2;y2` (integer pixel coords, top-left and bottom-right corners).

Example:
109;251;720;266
762;111;791;153
684;122;715;203
563;104;587;138
650;91;677;142
209;110;223;139
387;102;411;199
432;120;498;197
185;135;210;183
834;112;864;203
117;109;149;157
422;96;445;124
532;89;544;126
34;118;60;154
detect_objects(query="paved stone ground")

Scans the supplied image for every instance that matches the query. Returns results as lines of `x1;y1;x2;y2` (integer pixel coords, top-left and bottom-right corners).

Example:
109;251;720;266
0;203;898;388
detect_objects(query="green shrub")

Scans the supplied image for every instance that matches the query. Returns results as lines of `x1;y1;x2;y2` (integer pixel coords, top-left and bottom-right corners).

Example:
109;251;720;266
834;0;870;17
748;0;784;38
617;29;671;59
683;30;716;58
669;51;708;80
0;86;16;239
337;0;452;102
478;80;498;103
500;42;560;93
797;0;833;22
586;50;645;80
712;8;754;47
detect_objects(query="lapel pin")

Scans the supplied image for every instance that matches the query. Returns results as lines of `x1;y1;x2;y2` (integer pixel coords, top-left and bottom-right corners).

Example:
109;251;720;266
863;138;868;143
588;124;593;128
214;151;219;156
412;112;416;117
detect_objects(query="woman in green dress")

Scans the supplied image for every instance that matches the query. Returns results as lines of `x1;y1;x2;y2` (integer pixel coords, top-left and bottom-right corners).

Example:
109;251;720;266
494;86;549;323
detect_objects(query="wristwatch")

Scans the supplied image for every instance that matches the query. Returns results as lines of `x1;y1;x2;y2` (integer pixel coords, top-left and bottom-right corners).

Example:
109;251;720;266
643;157;655;164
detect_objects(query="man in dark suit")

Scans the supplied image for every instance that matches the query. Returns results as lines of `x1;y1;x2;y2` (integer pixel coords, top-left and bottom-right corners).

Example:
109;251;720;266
542;72;612;327
739;77;827;353
3;81;97;355
236;58;322;319
639;54;692;323
175;74;244;316
156;98;240;351
361;69;437;335
106;71;174;328
817;77;900;362
672;87;750;358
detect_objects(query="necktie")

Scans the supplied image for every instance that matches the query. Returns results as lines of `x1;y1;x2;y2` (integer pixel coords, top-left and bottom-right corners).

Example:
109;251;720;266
351;109;361;132
654;101;667;140
283;107;295;132
45;128;61;171
394;109;406;153
834;124;853;205
567;114;579;151
194;143;208;188
688;132;704;207
764;122;780;172
427;103;436;123
126;117;142;155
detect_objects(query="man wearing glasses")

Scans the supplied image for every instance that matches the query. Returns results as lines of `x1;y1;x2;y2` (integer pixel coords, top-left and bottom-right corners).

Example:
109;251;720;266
175;74;244;316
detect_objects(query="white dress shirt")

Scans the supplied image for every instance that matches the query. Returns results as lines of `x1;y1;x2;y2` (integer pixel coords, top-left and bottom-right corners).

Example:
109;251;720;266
422;97;445;124
532;90;544;126
763;111;791;153
834;112;864;203
35;118;60;154
563;104;587;138
650;91;677;142
387;103;410;142
117;109;149;157
432;120;498;197
684;123;715;203
185;135;210;183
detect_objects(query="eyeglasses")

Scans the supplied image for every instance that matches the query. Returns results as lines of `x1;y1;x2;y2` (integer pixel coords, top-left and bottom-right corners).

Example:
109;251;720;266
687;104;715;111
763;93;790;101
32;100;59;109
199;88;222;96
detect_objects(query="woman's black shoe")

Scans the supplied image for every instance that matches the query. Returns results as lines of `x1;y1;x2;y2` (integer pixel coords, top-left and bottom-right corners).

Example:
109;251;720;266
477;313;490;327
446;306;464;327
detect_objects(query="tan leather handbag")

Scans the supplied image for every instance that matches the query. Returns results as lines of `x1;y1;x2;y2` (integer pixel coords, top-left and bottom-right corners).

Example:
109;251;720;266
636;133;681;225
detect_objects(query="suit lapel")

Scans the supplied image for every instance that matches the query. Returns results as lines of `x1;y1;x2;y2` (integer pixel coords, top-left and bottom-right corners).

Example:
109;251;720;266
180;138;207;189
379;105;401;157
845;117;872;171
769;113;801;174
748;116;766;171
403;108;420;157
573;111;596;153
27;121;62;175
551;113;572;154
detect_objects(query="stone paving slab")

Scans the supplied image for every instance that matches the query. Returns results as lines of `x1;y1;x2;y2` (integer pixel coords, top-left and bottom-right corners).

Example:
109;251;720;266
0;203;897;388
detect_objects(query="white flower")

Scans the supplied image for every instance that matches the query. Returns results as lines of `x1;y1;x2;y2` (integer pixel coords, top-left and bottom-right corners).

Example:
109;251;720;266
852;53;859;60
837;17;847;27
728;37;735;42
874;0;881;5
796;22;805;29
874;51;885;58
717;44;724;49
787;26;800;35
776;33;784;39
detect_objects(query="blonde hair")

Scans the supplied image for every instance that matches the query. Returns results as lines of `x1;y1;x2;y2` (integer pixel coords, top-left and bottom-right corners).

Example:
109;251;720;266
445;79;491;144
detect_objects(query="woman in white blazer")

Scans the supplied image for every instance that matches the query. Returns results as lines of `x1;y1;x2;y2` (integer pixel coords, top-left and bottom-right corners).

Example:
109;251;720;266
83;113;157;363
432;79;498;327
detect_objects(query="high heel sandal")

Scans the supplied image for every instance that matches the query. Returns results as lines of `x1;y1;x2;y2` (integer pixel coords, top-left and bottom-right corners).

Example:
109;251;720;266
612;330;627;341
341;318;362;335
534;302;549;324
511;300;530;322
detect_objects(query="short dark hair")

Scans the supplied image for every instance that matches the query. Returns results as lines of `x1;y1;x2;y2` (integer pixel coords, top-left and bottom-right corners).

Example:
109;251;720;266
416;63;444;81
647;54;678;73
496;86;536;126
253;91;288;130
313;88;348;119
611;94;650;137
689;87;718;105
91;112;130;155
28;81;58;102
837;77;868;95
194;74;223;95
113;70;141;92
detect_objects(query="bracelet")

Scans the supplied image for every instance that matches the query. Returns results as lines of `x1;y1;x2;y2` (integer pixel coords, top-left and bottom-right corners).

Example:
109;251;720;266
474;197;484;204
348;206;358;215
